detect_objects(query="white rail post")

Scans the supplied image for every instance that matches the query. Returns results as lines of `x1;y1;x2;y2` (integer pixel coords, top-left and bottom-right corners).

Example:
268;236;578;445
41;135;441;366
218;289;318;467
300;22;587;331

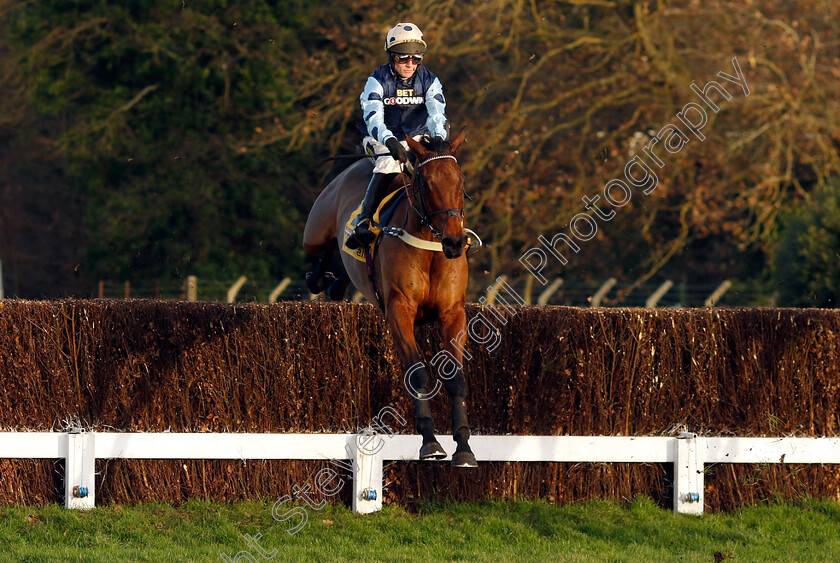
523;276;534;306
703;280;732;307
590;277;617;307
65;429;95;510
537;278;564;306
673;432;704;515
226;276;247;303
186;275;198;302
646;280;674;308
485;276;508;305
268;277;292;303
351;429;383;514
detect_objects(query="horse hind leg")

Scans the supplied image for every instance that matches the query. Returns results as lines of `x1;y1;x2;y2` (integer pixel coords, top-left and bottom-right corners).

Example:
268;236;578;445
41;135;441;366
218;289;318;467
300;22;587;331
307;247;353;299
327;271;352;300
305;248;337;295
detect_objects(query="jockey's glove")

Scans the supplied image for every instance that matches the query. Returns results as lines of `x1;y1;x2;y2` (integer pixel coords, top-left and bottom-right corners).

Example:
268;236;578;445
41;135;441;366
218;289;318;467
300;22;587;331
386;137;408;164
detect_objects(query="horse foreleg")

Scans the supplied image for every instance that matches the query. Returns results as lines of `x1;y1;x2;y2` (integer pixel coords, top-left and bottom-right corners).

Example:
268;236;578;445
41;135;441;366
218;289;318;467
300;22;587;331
387;299;446;461
438;306;478;468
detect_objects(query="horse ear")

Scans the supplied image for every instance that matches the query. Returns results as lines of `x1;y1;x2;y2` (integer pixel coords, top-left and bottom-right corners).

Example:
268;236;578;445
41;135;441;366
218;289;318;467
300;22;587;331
449;128;466;155
404;135;431;161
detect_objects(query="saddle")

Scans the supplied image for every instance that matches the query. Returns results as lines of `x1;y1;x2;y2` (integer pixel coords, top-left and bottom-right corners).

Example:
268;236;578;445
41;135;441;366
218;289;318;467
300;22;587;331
341;188;407;262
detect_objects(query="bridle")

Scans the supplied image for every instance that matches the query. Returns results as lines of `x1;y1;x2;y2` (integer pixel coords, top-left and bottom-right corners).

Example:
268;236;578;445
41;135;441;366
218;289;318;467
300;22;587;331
403;154;465;241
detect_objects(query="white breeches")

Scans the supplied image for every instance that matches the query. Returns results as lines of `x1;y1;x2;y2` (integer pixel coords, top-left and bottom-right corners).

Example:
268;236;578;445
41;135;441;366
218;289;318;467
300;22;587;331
362;135;420;174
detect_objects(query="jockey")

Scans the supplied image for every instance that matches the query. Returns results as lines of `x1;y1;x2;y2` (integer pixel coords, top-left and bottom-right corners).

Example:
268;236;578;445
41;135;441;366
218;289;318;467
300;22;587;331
346;22;449;250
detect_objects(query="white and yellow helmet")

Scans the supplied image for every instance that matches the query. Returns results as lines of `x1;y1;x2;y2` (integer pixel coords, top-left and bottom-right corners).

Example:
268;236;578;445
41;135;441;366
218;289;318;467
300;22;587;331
385;22;426;54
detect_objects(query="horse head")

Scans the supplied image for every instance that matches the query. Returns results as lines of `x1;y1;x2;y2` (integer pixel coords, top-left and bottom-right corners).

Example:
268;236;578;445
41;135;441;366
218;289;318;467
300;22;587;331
405;129;468;259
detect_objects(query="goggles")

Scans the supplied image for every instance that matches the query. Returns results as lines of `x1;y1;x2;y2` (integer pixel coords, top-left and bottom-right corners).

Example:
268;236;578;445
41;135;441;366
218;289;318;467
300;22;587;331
394;53;424;64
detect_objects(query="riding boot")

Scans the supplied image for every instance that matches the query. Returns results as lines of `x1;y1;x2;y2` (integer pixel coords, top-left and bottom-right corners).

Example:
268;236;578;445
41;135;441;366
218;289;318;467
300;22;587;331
346;174;383;250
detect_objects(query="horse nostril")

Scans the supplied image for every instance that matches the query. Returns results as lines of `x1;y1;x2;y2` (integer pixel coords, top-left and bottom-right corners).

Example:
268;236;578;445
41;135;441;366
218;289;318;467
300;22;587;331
442;236;466;259
443;246;463;259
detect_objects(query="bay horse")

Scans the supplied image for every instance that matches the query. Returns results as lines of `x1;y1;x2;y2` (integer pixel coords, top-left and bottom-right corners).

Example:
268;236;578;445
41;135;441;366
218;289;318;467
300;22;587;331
302;130;477;468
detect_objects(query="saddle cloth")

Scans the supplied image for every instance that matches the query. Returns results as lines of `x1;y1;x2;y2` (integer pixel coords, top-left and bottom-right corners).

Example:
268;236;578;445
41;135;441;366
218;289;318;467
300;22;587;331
342;188;407;262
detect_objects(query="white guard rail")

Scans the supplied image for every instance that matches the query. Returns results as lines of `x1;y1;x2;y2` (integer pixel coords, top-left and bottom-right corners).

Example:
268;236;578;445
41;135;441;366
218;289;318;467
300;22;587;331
1;430;838;515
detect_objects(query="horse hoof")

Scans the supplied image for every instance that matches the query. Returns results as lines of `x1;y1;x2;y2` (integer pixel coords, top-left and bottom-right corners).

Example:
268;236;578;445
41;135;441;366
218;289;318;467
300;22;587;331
326;284;344;300
451;450;478;468
304;271;319;293
305;271;335;294
419;441;447;461
327;276;349;300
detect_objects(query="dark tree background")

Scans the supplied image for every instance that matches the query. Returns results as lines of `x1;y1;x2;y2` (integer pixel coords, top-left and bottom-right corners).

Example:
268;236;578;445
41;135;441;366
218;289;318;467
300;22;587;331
1;0;838;304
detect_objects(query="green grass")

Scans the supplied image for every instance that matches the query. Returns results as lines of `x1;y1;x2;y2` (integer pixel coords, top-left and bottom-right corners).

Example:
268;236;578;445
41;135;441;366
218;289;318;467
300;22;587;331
1;497;839;562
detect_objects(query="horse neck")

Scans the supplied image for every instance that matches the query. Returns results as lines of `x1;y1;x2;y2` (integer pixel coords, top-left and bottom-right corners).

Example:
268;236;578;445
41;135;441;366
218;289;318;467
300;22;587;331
401;196;427;238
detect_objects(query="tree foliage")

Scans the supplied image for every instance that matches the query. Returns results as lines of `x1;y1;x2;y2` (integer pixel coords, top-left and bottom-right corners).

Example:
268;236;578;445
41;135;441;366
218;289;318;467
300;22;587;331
4;0;315;288
776;179;840;307
0;1;86;297
1;0;839;301
277;0;840;293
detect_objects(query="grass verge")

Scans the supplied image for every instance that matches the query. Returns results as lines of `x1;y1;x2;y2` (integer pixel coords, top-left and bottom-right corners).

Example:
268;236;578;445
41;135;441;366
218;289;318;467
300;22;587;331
1;497;838;562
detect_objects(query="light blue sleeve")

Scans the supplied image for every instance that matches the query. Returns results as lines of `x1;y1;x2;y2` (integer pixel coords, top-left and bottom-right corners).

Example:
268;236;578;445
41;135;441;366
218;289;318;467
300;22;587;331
360;76;395;145
425;77;448;139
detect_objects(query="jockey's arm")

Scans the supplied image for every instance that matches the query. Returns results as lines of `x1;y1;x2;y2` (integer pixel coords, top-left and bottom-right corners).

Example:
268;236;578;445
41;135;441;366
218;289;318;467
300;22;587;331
360;76;397;145
425;77;448;140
